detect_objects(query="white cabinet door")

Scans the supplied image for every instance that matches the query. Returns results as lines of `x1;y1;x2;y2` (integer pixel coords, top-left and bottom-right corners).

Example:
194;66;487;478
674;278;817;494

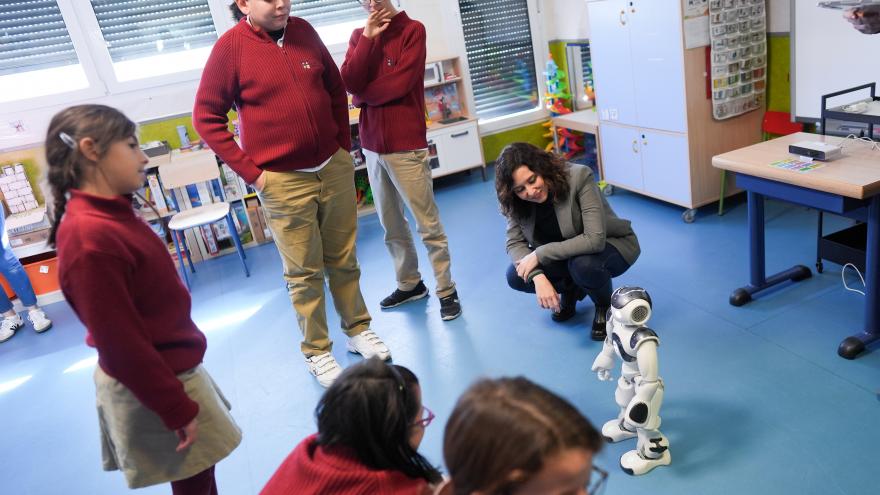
640;130;691;206
599;123;643;192
587;0;638;127
429;122;482;178
628;0;686;133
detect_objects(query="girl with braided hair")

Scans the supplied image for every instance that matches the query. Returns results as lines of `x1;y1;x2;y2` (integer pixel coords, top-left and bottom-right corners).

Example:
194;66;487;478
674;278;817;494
46;104;241;494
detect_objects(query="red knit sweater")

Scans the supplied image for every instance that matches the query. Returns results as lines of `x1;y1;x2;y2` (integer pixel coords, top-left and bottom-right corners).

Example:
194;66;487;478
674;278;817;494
57;190;204;431
194;17;351;184
341;12;428;154
260;434;432;495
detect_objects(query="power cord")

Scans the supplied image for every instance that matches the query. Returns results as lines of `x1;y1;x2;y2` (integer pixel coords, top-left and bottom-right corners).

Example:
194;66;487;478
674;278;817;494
842;262;866;296
838;134;880;152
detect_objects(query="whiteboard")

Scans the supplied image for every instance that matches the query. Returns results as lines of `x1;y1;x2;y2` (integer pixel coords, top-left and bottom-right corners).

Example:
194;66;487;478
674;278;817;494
792;2;880;121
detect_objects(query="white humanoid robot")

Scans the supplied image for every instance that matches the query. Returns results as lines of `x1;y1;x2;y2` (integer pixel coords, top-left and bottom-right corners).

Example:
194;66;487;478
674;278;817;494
591;286;671;475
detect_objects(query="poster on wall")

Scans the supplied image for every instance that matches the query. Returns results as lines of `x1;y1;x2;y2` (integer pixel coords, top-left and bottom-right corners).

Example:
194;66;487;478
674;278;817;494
708;0;767;120
683;0;710;49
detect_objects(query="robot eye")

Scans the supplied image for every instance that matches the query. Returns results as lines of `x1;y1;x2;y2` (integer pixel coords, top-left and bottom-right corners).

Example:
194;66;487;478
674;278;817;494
631;305;650;323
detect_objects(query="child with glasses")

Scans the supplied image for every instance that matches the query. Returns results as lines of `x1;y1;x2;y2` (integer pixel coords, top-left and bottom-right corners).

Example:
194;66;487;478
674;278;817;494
439;377;606;495
260;357;441;494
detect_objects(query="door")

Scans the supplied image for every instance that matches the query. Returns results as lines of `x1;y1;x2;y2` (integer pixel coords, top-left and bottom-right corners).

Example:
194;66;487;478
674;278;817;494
628;0;687;133
587;0;638;127
599;122;643;192
640;129;691;206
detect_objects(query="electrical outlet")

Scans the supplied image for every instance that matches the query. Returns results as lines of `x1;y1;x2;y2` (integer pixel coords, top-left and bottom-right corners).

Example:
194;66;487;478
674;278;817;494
609;109;619;121
601;109;610;120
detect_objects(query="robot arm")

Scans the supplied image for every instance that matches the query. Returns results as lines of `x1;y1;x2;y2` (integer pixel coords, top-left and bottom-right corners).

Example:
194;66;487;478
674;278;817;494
590;336;616;381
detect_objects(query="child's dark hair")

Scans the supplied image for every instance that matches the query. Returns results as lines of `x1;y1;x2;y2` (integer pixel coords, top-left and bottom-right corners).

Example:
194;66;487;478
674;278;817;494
495;142;572;220
44;105;136;247
316;357;441;483
443;376;603;495
229;2;245;22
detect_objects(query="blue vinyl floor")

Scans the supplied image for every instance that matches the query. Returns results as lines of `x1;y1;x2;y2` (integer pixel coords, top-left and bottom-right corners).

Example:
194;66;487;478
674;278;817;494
1;168;878;495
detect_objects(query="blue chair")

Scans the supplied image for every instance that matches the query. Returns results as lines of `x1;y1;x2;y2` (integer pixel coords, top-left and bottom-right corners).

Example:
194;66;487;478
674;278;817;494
158;154;249;289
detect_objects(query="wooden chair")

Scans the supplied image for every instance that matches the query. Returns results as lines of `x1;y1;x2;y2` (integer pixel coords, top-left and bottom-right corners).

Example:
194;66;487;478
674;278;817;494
158;153;249;289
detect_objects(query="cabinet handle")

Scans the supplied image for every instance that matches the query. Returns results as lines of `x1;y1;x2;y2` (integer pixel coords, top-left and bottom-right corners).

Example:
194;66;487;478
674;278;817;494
643;140;648;146
632;140;639;153
451;131;469;138
619;10;626;25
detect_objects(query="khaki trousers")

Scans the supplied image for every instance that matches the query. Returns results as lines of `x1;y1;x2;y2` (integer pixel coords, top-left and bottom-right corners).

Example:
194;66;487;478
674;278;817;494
364;148;455;298
258;148;370;356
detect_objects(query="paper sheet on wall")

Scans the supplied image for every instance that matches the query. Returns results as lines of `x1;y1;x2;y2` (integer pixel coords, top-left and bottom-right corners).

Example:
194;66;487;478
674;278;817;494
683;0;710;49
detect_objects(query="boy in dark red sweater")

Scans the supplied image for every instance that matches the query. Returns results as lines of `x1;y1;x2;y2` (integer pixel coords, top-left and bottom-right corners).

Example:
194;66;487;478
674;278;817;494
342;0;462;321
194;0;391;387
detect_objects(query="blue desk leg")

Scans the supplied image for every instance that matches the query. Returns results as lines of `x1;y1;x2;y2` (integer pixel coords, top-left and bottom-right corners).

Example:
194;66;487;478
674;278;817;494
838;195;880;359
730;191;813;306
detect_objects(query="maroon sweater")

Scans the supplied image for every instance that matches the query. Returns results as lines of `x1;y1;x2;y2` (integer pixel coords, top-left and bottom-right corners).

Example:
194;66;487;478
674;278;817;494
57;190;204;430
341;12;428;154
194;17;351;184
260;434;431;495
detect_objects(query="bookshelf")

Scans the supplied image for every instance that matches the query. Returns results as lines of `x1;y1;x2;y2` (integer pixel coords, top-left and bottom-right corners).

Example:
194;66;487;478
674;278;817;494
349;56;486;216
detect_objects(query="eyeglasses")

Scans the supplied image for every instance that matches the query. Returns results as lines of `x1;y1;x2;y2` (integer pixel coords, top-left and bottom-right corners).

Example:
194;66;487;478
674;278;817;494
413;406;435;428
587;465;608;495
355;0;384;5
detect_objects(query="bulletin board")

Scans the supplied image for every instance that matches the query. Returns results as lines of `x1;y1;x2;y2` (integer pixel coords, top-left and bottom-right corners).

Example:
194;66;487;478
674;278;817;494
708;0;767;120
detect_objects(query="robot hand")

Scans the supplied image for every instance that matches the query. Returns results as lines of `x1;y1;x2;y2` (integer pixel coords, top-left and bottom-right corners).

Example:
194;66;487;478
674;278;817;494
591;353;615;381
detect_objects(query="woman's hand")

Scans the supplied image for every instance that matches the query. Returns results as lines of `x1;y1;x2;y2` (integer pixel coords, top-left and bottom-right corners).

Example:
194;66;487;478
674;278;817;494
175;418;199;452
364;10;392;39
533;274;560;313
845;6;880;35
515;251;540;281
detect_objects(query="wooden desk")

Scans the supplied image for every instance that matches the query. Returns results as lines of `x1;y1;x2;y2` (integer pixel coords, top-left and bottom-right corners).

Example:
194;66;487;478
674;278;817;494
551;110;603;178
712;132;880;359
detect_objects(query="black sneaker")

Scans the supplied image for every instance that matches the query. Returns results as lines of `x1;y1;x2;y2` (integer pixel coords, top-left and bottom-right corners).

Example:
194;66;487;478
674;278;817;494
439;291;462;321
380;281;429;309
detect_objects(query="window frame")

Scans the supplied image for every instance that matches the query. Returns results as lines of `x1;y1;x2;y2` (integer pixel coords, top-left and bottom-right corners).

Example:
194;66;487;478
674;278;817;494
451;0;548;135
73;0;231;95
1;0;107;114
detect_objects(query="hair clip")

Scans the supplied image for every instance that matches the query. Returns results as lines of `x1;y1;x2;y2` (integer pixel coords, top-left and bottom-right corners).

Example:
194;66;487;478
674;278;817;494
59;132;76;150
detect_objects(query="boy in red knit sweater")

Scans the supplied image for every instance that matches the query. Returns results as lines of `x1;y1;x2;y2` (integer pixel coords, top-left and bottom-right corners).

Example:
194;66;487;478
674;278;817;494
194;0;390;387
341;0;462;321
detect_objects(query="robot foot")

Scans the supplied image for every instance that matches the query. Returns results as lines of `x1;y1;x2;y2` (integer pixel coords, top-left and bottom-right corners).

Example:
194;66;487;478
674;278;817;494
602;419;638;443
620;449;671;476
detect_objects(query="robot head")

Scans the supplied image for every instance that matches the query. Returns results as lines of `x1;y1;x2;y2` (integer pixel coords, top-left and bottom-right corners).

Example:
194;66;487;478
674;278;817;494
610;286;652;326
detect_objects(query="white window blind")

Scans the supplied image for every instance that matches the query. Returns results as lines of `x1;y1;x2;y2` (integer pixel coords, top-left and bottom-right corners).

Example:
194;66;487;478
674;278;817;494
458;0;539;120
292;0;365;28
0;0;79;76
88;0;218;63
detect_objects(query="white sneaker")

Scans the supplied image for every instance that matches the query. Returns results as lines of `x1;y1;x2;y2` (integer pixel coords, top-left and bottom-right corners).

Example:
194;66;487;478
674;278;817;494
0;315;24;343
305;353;343;388
28;309;52;333
346;329;391;361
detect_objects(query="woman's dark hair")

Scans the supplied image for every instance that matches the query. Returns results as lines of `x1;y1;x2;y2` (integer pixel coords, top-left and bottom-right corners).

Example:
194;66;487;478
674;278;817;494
229;2;245;22
495;142;571;220
316;357;442;483
44;105;136;247
443;377;602;495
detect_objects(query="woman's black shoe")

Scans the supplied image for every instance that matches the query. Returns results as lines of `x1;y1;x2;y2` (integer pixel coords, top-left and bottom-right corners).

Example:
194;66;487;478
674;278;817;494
552;292;579;322
591;306;609;341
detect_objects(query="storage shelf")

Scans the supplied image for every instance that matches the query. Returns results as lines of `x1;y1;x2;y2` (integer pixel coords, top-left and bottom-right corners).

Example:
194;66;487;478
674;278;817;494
425;76;462;89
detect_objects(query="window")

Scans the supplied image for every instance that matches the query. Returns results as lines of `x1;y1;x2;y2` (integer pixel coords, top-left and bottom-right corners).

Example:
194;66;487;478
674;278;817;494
87;0;218;82
0;0;90;103
458;0;540;121
291;0;367;46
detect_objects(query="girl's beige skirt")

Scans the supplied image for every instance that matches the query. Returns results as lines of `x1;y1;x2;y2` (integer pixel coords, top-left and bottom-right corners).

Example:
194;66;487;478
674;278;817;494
94;365;242;489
